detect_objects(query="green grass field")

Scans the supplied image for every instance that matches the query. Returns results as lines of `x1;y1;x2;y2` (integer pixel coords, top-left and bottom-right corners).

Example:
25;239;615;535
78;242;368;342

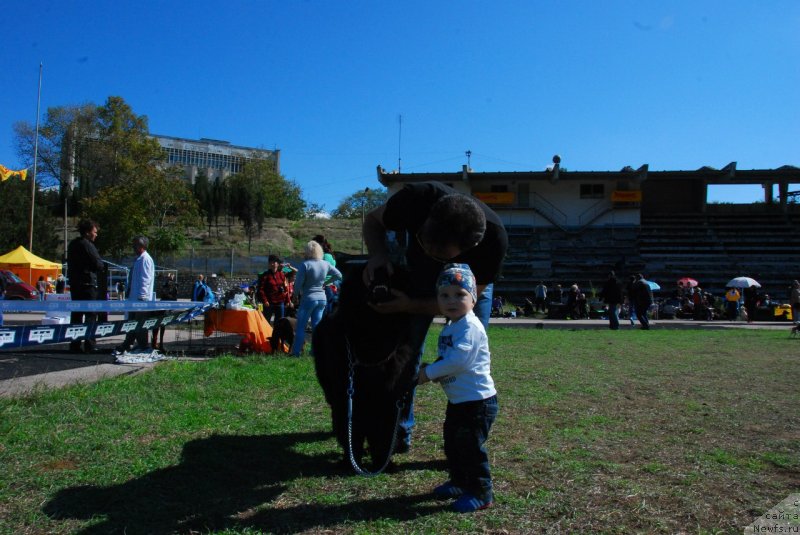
1;327;798;534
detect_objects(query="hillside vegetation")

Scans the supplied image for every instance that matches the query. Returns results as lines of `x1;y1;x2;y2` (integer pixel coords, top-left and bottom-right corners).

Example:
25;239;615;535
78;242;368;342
185;217;365;258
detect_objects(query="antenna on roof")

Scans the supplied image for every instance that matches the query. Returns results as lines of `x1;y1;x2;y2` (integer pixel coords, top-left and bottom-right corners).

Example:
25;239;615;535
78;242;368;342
397;114;402;173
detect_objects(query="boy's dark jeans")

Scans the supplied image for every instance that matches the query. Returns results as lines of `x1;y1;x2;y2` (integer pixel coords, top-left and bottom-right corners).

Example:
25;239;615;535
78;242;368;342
444;395;498;502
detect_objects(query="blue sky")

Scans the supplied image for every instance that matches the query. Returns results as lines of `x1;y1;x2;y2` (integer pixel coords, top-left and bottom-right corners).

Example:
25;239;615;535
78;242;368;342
2;1;798;210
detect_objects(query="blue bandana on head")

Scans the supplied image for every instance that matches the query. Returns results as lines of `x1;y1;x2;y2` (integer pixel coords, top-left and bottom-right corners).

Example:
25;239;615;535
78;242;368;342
437;263;477;302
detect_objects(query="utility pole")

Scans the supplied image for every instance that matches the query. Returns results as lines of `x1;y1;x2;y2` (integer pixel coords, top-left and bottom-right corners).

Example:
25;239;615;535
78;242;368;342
28;63;43;252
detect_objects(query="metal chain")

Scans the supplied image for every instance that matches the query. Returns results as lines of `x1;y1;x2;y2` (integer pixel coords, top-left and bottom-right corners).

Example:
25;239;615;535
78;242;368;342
345;336;404;477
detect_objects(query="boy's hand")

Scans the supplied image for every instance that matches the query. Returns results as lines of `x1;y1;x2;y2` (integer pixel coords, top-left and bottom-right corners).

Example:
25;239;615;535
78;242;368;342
417;363;430;385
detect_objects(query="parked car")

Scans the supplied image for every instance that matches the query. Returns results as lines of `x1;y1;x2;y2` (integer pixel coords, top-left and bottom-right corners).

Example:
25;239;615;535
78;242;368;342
0;270;39;300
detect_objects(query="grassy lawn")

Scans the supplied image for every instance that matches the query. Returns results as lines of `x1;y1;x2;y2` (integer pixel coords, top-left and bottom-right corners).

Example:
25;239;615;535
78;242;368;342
1;327;798;534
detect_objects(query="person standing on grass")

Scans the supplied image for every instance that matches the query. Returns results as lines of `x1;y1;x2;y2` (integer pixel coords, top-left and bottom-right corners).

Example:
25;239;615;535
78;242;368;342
290;241;342;357
631;274;654;330
313;234;339;315
36;276;46;300
625;275;637;326
417;263;497;513
599;271;623;330
258;255;295;324
725;287;741;321
790;280;800;323
67;219;105;353
115;236;155;354
362;181;508;453
533;281;548;313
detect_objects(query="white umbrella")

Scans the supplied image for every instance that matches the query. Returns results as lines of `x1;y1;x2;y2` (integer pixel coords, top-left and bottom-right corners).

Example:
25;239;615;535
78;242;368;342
726;276;761;288
645;280;660;291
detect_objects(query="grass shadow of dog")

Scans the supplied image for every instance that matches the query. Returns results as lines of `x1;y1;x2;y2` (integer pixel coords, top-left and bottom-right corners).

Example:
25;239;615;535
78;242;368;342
43;431;445;534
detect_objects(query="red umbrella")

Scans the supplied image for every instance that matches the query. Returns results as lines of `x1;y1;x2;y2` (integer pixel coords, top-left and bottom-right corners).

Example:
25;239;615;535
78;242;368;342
677;277;699;287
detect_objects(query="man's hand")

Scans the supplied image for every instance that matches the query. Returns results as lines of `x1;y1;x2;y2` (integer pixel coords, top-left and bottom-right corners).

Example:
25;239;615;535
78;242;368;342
368;288;410;314
363;253;394;287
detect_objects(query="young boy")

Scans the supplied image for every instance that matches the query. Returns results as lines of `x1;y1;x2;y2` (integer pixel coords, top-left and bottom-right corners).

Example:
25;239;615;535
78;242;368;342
417;263;498;513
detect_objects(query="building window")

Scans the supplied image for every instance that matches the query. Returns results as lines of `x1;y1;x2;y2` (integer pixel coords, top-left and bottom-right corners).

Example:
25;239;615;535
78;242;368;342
580;184;604;199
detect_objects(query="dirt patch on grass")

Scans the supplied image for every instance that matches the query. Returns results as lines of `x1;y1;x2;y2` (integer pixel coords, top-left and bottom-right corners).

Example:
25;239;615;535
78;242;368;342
38;459;78;472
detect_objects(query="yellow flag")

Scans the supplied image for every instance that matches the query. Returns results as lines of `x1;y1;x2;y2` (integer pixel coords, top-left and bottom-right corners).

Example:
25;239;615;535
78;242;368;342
0;164;28;181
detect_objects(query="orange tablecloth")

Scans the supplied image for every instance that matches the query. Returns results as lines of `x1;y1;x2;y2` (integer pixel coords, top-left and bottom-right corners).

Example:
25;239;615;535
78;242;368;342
204;308;274;352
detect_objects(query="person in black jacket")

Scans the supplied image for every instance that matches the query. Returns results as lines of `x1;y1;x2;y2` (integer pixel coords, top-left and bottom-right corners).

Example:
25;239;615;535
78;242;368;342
362;181;508;453
66;219;105;353
599;271;623;330
631;274;654;330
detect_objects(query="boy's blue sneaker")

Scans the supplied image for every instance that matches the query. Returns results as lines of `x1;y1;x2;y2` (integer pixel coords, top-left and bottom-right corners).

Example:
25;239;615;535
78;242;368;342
432;481;464;498
452;493;493;513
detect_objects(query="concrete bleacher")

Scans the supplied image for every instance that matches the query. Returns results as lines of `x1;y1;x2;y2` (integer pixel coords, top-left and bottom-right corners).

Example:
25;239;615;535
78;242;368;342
495;207;800;304
639;211;800;298
496;226;643;302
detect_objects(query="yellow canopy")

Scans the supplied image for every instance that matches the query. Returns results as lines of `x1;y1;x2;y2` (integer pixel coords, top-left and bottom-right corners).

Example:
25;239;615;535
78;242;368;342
0;245;62;286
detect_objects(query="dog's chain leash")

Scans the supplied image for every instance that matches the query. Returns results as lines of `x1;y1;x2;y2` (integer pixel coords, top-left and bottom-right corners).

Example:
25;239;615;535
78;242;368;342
345;336;404;477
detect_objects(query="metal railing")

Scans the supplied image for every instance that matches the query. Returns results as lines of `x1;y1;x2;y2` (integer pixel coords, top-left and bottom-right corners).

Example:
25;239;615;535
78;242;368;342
578;200;611;226
531;193;568;230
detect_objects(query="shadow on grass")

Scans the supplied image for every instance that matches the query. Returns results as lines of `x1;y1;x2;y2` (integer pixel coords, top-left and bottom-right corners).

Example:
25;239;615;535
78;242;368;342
43;431;446;534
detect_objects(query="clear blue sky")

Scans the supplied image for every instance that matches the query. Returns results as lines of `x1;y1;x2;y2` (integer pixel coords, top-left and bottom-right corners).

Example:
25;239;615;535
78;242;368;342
2;1;798;210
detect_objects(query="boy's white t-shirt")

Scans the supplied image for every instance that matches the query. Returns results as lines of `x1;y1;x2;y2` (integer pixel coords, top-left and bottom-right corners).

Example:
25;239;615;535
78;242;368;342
424;311;496;404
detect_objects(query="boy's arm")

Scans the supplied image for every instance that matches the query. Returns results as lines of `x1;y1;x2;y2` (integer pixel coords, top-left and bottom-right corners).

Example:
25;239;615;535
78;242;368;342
424;331;477;381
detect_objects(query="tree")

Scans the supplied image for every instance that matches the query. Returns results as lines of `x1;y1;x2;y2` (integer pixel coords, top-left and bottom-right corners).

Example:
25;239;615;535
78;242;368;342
211;177;227;235
0;177;60;259
13;96;165;214
13;103;97;216
331;187;388;219
79;96;165;198
227;159;306;251
85;167;200;260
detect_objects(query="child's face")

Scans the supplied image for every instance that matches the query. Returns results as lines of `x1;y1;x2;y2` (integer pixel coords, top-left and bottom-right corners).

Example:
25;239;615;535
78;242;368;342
437;284;475;321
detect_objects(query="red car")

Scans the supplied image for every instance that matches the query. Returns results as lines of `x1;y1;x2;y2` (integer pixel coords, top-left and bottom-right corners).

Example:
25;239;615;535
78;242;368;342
0;270;39;300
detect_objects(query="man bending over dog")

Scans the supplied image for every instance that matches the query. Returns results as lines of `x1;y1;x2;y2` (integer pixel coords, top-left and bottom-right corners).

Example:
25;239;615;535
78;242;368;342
362;181;508;453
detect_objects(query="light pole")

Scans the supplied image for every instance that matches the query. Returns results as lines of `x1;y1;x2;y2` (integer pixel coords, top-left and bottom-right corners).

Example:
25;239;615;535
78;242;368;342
360;187;370;254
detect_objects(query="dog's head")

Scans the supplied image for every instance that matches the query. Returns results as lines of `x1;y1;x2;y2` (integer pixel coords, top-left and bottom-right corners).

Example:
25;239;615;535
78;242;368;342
368;266;393;304
270;317;296;353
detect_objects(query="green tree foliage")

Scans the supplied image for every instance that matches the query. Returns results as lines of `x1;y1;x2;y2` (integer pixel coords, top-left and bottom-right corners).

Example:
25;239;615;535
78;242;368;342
79;96;165;198
85;167;200;259
0;177;60;259
13;95;200;260
226;159;306;251
331;187;388;219
13;97;164;214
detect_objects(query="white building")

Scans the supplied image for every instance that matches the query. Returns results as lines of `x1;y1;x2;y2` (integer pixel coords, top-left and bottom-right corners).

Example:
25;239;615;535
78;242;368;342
153;135;280;184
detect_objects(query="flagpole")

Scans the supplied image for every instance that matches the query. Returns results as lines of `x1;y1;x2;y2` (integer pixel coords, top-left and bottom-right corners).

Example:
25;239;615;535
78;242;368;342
28;62;43;252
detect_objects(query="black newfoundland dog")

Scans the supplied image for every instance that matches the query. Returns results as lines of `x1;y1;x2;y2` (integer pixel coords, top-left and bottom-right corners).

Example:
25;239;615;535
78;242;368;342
312;258;418;473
